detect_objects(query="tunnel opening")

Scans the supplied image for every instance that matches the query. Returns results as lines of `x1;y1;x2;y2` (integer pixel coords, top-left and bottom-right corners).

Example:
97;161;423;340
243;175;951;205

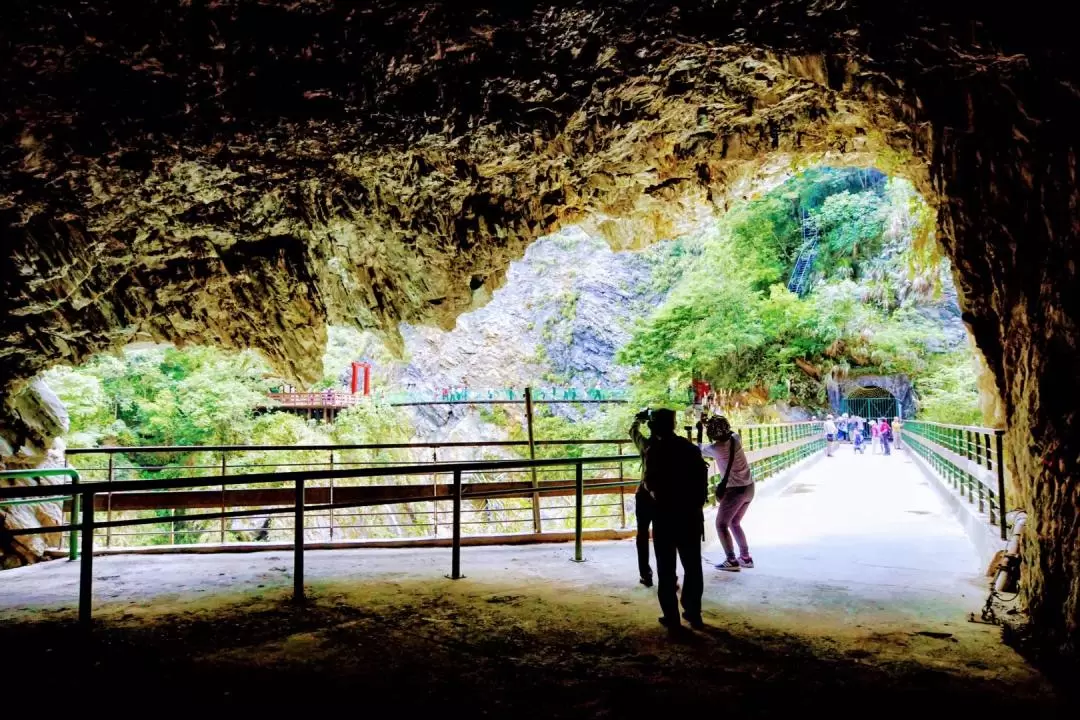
1;0;1078;684
841;386;900;422
0;159;1017;698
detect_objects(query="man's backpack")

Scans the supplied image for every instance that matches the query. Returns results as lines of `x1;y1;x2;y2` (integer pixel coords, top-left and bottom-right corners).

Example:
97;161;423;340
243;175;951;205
644;437;707;510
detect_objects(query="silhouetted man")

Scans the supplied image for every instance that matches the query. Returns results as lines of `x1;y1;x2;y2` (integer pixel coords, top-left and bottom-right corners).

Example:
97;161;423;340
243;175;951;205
631;408;708;629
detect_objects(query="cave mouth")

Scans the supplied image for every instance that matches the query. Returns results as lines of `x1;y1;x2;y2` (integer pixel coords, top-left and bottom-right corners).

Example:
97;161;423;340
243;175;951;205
1;0;1078;664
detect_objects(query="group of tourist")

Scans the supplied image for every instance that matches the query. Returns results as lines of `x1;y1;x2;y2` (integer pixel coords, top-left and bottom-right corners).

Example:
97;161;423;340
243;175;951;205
630;410;756;630
822;413;897;456
629;406;906;630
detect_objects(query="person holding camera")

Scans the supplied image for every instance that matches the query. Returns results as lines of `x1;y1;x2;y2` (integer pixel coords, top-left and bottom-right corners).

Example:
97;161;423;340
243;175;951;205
630;415;657;588
701;416;755;571
630;408;708;629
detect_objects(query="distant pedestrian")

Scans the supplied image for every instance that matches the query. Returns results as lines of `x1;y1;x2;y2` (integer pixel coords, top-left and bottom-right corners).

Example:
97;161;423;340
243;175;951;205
853;427;865;454
879;418;893;456
823;415;838;457
870;419;882;454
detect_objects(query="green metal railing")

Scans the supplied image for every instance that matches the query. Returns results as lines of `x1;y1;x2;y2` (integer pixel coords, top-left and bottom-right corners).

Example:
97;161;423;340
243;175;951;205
731;421;825;481
901;421;1009;540
0;468;81;559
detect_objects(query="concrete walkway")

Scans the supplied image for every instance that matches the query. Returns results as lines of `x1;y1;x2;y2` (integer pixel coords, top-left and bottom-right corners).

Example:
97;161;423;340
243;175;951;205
0;446;991;635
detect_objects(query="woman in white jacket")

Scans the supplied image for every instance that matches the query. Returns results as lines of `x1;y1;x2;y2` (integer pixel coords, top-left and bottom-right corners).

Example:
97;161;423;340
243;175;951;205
823;414;838;457
701;416;756;572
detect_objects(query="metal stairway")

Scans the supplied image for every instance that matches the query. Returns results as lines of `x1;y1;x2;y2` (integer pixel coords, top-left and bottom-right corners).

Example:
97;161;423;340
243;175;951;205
787;209;820;296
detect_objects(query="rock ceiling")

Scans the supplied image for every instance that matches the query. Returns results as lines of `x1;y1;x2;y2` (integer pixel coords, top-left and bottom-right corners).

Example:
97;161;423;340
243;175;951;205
1;1;1078;658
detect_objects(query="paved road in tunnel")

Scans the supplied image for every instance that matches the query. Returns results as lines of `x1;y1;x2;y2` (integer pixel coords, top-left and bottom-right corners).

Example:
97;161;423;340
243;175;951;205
0;446;991;639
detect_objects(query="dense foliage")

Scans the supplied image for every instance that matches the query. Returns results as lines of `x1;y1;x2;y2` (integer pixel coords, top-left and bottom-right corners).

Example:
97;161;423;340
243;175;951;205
617;167;974;418
44;345;420;545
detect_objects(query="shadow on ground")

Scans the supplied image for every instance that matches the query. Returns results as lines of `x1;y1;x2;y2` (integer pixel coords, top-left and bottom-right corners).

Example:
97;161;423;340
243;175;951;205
1;578;1063;716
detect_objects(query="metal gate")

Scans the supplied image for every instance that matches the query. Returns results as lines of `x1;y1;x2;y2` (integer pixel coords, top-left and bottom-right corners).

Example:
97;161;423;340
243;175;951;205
840;385;903;420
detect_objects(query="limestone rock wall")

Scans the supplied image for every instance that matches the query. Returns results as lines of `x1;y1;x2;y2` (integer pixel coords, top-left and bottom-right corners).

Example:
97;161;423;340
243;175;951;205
0;380;69;566
397;226;670;435
1;1;1078;659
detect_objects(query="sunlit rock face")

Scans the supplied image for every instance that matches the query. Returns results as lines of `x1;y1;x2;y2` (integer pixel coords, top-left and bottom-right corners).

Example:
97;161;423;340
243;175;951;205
1;1;1077;658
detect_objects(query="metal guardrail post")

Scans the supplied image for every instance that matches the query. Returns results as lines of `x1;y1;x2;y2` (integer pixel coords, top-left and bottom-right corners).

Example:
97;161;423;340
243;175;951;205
995;430;1008;540
69;471;80;561
573;462;584;563
450;469;463;579
525;387;542;533
432;447;439;538
105;454;114;548
617;441;626;529
328;449;335;541
294;476;305;603
220;452;228;544
79;491;95;626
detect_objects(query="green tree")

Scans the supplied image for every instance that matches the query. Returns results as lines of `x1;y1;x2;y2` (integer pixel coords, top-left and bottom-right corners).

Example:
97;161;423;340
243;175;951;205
811;190;888;278
617;166;960;414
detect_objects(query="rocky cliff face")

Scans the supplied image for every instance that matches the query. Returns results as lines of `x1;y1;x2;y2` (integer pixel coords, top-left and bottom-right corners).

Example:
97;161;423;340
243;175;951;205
1;1;1078;659
398;226;672;435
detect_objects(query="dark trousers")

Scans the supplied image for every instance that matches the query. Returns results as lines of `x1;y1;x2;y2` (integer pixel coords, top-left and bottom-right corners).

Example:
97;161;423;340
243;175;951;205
635;489;654;580
882;436;891;455
653;515;704;621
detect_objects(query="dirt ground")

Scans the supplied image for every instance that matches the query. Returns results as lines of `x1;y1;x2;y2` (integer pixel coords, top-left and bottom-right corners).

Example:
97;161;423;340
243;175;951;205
0;575;1062;716
0;451;1068;714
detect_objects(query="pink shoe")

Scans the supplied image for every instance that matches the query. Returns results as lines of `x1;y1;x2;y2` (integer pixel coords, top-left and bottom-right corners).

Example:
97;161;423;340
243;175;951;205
738;556;754;569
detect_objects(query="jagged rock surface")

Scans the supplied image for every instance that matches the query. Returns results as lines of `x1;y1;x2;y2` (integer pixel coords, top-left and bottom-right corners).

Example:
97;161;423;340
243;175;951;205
399;227;667;434
0;438;66;568
0;1;1078;659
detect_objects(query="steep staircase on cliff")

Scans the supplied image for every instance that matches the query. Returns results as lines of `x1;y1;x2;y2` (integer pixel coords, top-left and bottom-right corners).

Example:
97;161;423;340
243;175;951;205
787;209;820;296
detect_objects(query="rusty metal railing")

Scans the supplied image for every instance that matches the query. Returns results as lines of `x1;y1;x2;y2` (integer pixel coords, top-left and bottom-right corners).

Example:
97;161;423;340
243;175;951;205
63;439;633;549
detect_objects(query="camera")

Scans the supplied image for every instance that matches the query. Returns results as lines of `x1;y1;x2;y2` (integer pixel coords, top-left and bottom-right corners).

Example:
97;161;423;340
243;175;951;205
635;407;651;422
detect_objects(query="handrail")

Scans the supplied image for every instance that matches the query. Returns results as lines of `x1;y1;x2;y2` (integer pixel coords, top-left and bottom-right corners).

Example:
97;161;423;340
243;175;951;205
55;425;822;552
901;420;1009;540
65;426;822;456
0;454;634;500
0;428;826;624
904;420;1005;434
0;468;81;559
66;438;626;455
0;453;635;624
0;468;79;483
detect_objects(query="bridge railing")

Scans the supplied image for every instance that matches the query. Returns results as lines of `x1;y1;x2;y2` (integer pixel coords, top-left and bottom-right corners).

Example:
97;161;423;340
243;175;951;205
2;424;824;558
49;425;822;551
731;422;825;479
901;420;1009;539
1;422;826;624
61;439;634;548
